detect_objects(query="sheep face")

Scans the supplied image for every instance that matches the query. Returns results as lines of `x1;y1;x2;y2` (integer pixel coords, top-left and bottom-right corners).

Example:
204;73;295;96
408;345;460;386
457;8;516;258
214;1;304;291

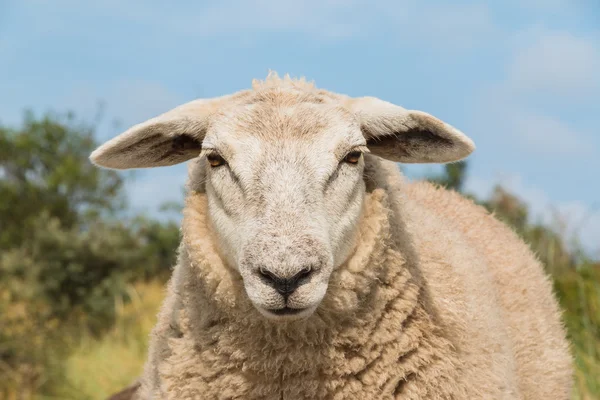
89;73;475;321
201;102;368;319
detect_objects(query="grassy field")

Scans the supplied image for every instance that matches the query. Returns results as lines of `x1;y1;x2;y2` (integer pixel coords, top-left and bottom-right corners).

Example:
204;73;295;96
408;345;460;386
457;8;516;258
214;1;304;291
555;262;600;400
50;281;165;400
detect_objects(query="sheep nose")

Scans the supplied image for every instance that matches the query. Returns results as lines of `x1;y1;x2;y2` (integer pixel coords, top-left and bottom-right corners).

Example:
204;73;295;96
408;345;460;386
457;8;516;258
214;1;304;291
258;266;313;297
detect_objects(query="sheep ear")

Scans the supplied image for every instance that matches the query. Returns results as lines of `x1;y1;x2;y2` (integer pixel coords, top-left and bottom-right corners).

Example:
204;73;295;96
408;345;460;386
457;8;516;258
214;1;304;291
348;97;475;164
90;98;225;170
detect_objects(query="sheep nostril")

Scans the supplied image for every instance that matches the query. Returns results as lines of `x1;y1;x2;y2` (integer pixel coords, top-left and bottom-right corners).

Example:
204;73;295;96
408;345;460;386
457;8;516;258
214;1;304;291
258;267;277;283
298;266;312;279
257;266;314;296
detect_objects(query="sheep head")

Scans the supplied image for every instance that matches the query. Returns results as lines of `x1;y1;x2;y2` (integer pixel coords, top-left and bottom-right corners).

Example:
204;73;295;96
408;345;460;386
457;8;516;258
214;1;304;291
90;73;474;321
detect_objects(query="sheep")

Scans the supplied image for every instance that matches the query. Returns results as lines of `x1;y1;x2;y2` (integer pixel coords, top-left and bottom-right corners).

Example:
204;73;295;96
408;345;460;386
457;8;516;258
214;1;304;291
91;72;573;399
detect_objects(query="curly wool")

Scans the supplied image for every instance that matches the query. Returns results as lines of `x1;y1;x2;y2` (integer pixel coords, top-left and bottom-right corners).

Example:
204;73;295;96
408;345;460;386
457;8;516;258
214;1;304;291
135;155;572;399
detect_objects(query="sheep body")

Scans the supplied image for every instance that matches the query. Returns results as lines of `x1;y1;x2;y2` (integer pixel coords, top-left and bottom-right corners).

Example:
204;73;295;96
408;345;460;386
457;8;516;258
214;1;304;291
90;74;572;399
134;156;572;399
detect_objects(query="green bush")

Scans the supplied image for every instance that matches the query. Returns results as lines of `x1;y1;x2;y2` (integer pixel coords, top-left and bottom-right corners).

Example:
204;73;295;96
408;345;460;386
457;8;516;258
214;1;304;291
0;112;180;396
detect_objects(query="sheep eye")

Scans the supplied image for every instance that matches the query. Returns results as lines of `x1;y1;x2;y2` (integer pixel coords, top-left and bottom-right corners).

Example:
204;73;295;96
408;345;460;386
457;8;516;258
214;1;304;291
343;151;362;164
207;153;226;168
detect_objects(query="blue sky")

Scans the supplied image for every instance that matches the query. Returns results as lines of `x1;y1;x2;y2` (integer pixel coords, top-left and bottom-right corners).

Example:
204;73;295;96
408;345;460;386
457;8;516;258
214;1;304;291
1;0;599;253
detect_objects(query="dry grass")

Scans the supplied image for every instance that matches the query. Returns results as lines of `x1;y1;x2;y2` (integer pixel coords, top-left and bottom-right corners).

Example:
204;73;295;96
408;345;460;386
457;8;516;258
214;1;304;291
53;281;165;400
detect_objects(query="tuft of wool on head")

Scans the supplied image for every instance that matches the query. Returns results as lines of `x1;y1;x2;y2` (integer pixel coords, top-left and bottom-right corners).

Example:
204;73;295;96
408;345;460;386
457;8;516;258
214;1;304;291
251;70;316;91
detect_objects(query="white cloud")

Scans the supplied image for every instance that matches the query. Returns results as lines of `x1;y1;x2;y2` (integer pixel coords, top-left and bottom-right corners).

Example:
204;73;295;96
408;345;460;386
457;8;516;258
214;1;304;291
470;26;599;159
195;1;498;48
12;0;363;40
508;112;592;157
12;0;498;47
508;30;600;97
471;82;593;158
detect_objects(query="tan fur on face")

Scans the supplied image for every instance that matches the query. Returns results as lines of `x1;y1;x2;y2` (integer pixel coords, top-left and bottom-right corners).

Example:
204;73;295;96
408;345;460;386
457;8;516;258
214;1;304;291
91;72;572;399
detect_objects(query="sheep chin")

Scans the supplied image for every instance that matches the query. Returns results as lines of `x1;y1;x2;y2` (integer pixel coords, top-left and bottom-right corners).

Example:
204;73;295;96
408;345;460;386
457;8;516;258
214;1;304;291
254;305;317;322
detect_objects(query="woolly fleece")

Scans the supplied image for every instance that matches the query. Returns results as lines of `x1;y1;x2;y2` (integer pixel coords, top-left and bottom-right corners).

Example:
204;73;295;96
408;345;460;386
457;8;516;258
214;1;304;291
133;155;572;399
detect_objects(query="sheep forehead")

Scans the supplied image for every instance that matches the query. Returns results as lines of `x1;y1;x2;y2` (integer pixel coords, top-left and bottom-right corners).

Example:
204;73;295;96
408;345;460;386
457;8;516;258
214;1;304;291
205;88;362;161
217;102;354;137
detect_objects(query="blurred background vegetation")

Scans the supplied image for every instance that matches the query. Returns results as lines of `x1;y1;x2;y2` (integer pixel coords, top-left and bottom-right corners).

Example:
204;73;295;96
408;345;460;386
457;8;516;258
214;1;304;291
0;112;598;399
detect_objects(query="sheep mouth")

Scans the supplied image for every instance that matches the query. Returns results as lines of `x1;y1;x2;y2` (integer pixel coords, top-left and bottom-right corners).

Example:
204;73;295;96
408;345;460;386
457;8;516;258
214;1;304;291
266;307;308;316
